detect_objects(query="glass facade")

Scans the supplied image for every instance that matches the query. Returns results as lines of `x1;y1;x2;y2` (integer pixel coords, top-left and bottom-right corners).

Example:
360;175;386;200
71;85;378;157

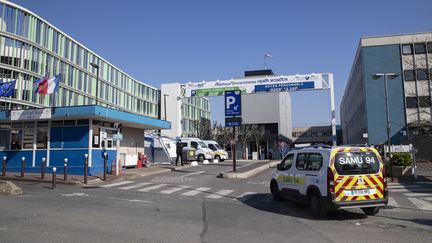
181;97;211;137
0;1;159;118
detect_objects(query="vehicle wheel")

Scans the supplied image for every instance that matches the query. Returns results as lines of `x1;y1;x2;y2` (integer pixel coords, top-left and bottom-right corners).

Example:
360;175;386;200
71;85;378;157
309;192;327;218
270;181;281;201
198;154;205;162
215;155;221;161
362;207;380;215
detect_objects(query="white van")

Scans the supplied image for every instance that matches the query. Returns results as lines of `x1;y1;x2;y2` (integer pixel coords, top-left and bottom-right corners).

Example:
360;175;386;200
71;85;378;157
203;140;228;161
270;145;388;218
180;138;214;162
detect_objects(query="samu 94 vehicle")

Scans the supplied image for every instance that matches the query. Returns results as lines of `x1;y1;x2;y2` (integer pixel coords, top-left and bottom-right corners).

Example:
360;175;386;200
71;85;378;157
270;145;388;218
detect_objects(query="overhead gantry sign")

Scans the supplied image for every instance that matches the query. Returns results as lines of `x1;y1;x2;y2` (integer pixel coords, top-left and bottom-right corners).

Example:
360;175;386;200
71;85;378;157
180;73;336;146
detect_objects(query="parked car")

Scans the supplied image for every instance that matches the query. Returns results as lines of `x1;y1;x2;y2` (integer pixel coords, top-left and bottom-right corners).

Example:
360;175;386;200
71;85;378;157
270;145;388;218
203;140;228;161
179;137;214;162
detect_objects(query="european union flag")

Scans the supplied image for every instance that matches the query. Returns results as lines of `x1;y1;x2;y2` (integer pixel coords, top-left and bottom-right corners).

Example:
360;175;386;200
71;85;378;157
0;80;16;97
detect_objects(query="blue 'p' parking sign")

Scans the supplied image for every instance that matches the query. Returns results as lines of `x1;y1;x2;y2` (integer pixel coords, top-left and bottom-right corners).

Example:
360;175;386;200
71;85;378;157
225;90;241;116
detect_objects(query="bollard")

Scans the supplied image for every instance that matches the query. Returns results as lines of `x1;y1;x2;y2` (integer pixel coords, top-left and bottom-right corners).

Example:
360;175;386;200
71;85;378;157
21;157;25;178
103;152;107;181
52;167;57;190
64;158;68;181
2;156;6;176
84;154;88;184
41;157;46;179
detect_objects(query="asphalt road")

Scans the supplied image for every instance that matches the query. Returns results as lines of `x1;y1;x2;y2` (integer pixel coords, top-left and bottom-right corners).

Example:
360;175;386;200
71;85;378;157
1;162;431;243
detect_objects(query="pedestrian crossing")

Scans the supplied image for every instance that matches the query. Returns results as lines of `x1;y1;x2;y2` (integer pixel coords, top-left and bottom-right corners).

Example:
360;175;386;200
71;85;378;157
386;183;432;211
97;180;432;211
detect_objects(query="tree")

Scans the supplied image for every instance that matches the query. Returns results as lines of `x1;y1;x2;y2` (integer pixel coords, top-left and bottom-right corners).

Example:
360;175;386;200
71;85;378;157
211;122;232;149
238;124;253;159
191;118;211;139
250;124;265;153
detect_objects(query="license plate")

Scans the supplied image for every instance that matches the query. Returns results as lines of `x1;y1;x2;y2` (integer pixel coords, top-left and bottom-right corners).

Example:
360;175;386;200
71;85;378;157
344;188;376;196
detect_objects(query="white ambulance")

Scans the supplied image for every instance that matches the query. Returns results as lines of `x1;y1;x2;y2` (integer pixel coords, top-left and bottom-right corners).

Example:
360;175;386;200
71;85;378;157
270;145;388;218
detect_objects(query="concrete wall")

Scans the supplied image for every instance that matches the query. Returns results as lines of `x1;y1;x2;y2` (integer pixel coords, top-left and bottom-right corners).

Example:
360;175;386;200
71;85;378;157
160;83;182;138
340;47;367;144
278;92;292;140
242;92;292;140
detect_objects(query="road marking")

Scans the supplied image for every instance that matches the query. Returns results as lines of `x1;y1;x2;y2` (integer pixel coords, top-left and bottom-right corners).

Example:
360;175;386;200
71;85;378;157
235;191;256;201
247;181;266;185
181;187;211;196
390;188;432;193
159;185;191;194
407;197;432;211
137;184;168;192
109;197;152;203
403;193;432;197
388;185;426;189
422;197;432;201
179;171;205;178
207;189;234;199
100;181;134;188
61;192;90;197
119;182;153;190
387;197;399;208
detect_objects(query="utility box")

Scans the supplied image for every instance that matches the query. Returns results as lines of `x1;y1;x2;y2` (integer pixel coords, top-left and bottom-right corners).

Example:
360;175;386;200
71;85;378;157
182;148;196;162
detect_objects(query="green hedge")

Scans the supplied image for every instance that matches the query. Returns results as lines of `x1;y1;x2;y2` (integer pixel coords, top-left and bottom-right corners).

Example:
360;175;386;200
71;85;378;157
392;152;412;166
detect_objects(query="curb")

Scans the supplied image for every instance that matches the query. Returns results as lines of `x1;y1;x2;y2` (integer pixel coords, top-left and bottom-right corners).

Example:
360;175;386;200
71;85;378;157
0;176;83;186
219;161;279;179
88;165;197;186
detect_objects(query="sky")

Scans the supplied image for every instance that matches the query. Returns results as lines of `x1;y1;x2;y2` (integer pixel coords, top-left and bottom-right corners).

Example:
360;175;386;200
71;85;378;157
10;0;432;126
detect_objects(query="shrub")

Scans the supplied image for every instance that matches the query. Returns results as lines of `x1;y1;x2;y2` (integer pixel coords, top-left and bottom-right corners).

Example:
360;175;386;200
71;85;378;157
392;152;412;166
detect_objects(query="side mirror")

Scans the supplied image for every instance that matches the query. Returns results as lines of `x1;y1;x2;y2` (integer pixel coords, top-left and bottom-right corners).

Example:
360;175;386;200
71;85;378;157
277;164;283;171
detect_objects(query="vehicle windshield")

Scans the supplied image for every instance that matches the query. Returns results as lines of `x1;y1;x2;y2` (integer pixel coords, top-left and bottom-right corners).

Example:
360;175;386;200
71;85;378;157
208;144;217;151
214;143;222;150
334;152;380;175
199;142;208;148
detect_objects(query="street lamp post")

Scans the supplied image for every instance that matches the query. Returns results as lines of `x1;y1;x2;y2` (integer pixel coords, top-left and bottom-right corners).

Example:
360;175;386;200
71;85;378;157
372;73;399;182
90;63;100;106
163;94;169;120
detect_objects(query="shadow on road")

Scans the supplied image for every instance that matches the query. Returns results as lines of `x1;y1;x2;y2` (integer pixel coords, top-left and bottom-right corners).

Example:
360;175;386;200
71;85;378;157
239;193;367;221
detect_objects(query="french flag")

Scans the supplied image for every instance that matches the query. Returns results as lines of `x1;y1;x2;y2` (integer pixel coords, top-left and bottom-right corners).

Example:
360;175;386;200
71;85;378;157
35;74;61;95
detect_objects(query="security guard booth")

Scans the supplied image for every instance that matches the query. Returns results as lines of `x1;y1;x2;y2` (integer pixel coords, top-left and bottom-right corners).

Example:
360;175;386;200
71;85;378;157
0;105;170;176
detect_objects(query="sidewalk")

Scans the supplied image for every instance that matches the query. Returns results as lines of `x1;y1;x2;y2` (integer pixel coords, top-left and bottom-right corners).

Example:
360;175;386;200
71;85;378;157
219;160;279;179
0;163;197;187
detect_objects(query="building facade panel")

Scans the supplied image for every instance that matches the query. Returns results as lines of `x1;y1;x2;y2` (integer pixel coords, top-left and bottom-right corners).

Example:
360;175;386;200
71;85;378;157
362;45;406;145
0;0;159;118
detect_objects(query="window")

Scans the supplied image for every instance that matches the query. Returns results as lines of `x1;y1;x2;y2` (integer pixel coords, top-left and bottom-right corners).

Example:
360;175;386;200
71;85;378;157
404;70;415;81
191;141;198;149
22;123;34;149
415;43;426;54
11;127;23;150
428;43;432;53
402;44;413;55
0;129;10;150
280;154;294;170
406;97;418;108
334;152;380;175
296;153;307;170
419;96;431;108
208;144;217;151
307;153;323;171
416;69;428;81
36;122;48;149
296;153;323;171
